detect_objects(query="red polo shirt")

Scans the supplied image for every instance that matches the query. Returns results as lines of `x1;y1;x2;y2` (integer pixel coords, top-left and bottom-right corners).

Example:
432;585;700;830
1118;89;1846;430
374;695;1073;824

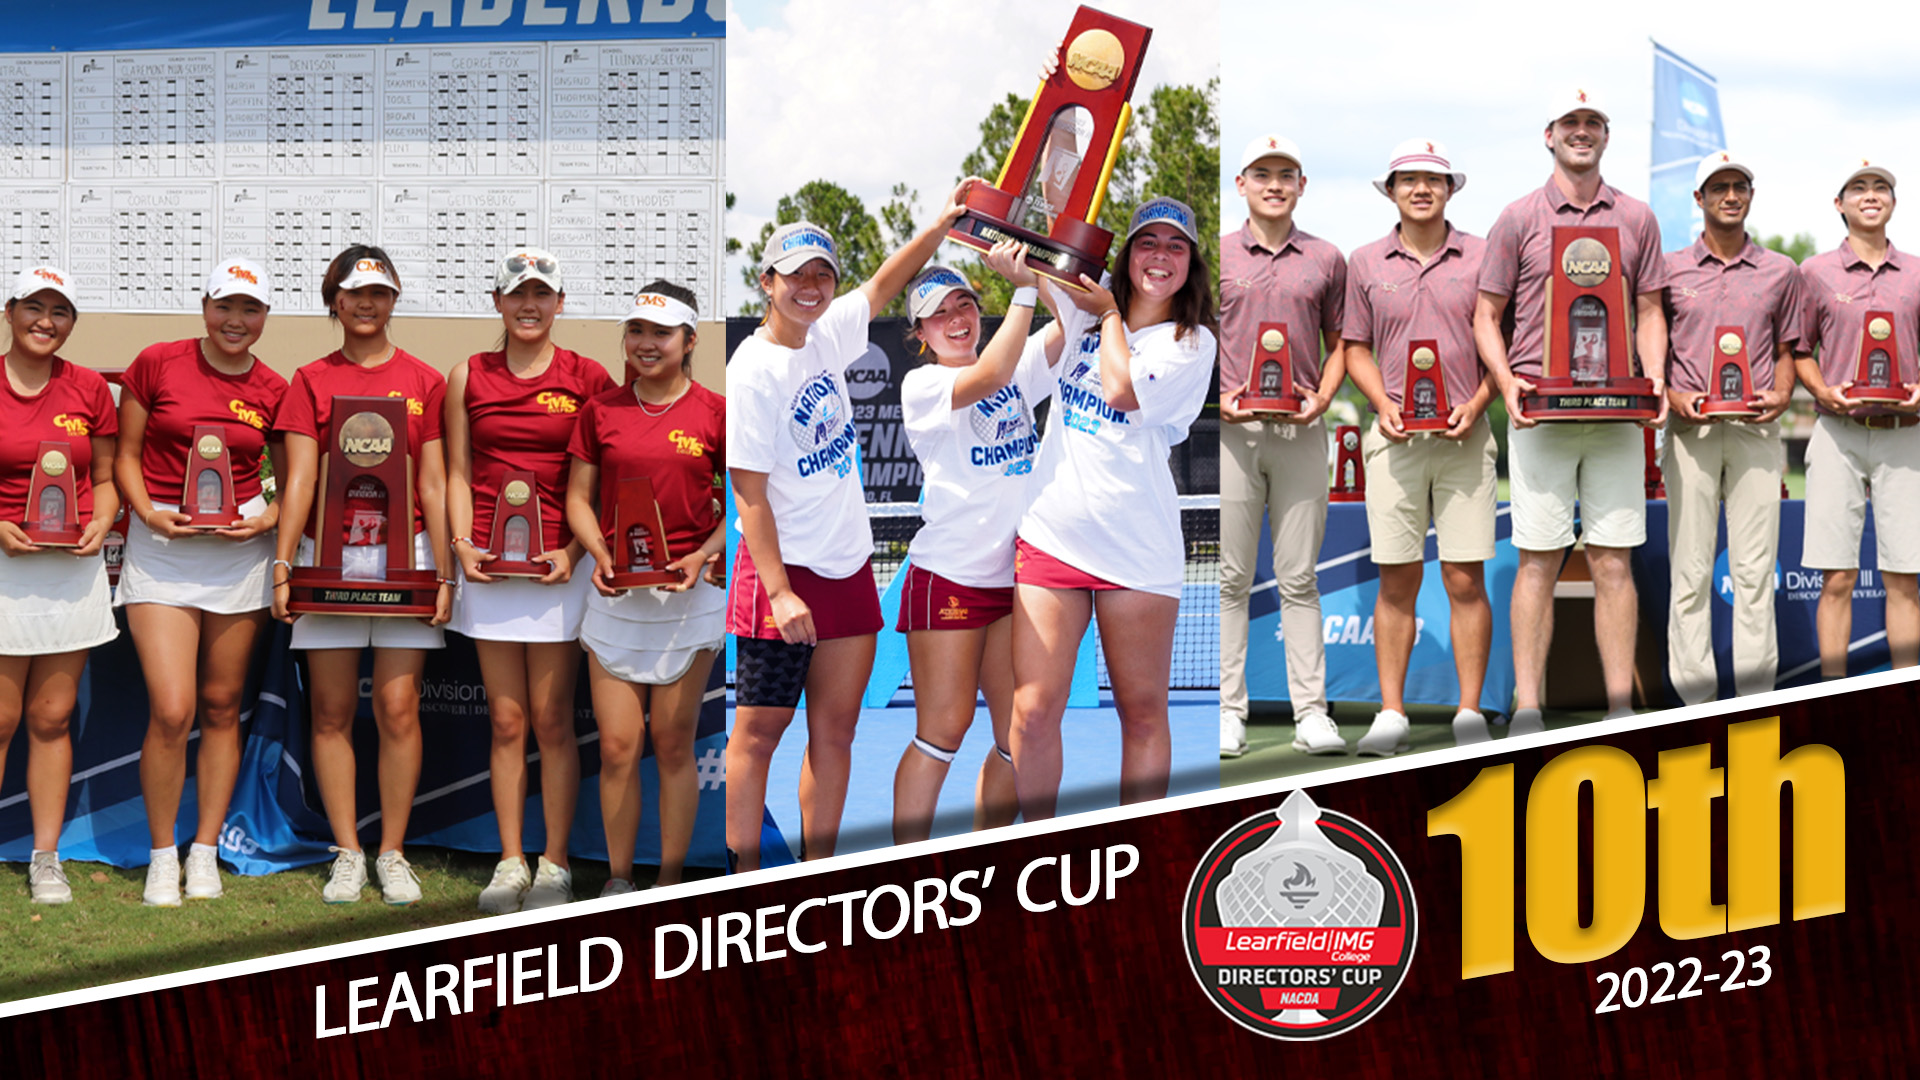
1342;223;1486;409
1798;239;1920;417
1218;220;1345;395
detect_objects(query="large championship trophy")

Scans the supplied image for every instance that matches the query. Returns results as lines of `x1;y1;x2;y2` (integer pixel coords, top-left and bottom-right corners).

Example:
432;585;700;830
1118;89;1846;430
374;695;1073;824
947;6;1150;288
1699;327;1760;418
606;476;679;590
1850;311;1908;403
287;396;439;616
1401;339;1451;431
483;469;551;578
1236;322;1302;415
1521;226;1658;420
22;440;84;546
180;425;242;528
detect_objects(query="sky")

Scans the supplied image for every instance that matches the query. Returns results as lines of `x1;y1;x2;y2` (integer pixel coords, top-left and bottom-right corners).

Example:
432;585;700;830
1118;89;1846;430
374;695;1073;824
1220;0;1920;257
725;0;1221;313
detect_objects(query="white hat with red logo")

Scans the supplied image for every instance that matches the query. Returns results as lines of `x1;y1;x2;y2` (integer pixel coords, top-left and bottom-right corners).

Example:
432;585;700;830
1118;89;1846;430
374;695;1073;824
1693;150;1754;192
494;248;563;295
10;265;77;308
1839;158;1896;195
624;290;698;330
337;256;401;295
1239;134;1303;175
1548;86;1610;127
1372;138;1467;197
205;257;272;306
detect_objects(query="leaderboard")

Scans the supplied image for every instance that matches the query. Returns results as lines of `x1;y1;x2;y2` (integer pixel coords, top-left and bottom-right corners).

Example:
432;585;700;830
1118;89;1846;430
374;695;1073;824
0;41;721;317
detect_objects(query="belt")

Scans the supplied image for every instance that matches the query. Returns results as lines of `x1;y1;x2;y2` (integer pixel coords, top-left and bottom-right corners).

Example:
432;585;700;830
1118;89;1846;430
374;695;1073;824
1834;412;1920;430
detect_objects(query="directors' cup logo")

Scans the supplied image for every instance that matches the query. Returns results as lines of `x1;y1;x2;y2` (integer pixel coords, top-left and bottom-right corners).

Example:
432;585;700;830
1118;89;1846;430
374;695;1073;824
1183;789;1417;1040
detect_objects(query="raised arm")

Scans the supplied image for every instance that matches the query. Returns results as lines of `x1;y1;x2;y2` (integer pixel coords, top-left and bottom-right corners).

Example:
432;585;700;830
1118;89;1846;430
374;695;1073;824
859;178;981;315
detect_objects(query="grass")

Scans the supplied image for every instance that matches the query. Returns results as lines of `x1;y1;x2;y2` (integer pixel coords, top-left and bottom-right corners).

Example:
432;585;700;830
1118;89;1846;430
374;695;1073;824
0;848;719;1006
1220;703;1611;788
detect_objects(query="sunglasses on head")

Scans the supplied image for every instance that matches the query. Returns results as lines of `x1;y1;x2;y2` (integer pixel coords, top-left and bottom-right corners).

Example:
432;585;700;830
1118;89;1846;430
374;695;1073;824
503;253;557;276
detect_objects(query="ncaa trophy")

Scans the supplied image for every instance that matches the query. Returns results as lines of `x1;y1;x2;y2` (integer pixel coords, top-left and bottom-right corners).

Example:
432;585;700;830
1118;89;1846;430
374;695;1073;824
22;440;84;546
1329;425;1365;503
180;425;242;528
287;396;439;616
483;469;550;578
1236;322;1302;415
1850;311;1908;403
947;6;1150;288
1521;226;1659;420
606;476;679;590
1699;327;1760;418
1401;339;1451;431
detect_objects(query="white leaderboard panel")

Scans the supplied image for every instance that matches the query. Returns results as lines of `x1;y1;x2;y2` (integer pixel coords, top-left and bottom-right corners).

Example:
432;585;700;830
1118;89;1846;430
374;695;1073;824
0;41;723;317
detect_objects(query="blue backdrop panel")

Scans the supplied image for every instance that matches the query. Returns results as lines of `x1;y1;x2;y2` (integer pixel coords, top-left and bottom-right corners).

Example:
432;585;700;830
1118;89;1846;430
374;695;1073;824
3;621;729;873
1245;502;1519;714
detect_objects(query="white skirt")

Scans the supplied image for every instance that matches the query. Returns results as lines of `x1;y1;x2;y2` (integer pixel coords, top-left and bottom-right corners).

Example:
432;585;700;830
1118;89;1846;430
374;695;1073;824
580;577;724;684
0;547;116;656
115;496;274;614
448;552;594;643
288;532;446;651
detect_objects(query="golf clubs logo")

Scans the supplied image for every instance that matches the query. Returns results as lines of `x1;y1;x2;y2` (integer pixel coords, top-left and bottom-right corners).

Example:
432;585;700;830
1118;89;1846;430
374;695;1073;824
1183;789;1417;1040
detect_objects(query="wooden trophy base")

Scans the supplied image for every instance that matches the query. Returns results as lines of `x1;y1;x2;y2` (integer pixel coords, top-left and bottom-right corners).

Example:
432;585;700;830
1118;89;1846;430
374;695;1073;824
1402;415;1452;433
21;527;83;548
182;506;243;530
1699;399;1761;418
1521;377;1659;421
1850;383;1911;403
607;567;682;591
948;186;1112;291
1238;392;1302;418
479;556;553;579
288;566;440;616
1328;490;1365;504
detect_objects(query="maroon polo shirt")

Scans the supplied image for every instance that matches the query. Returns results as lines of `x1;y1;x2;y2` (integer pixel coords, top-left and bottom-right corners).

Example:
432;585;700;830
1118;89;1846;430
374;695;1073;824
1478;177;1668;380
1218;220;1345;394
1798;238;1920;417
1663;235;1805;397
1342;223;1486;409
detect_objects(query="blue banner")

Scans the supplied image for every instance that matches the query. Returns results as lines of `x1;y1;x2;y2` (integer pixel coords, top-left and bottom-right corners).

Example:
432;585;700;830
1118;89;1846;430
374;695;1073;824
0;0;720;50
1651;41;1727;252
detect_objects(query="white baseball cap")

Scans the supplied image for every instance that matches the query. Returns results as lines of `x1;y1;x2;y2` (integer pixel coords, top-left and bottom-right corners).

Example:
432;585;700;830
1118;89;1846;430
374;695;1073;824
623;290;698;330
1372;138;1467;197
1548;86;1610;127
762;222;840;277
10;265;77;308
1839;158;1897;194
337;256;400;295
905;266;979;321
205;257;272;306
494;248;562;295
1693;150;1754;191
1126;196;1199;243
1239;134;1303;175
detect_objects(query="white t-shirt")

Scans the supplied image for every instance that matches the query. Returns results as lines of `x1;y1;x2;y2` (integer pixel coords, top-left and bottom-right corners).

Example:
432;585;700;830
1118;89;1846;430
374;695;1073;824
901;330;1056;588
1017;286;1216;597
726;290;874;579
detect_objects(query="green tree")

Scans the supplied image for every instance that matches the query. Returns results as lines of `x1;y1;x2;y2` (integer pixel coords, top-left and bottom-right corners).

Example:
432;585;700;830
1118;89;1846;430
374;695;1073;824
1761;231;1819;264
1137;77;1219;253
733;180;884;316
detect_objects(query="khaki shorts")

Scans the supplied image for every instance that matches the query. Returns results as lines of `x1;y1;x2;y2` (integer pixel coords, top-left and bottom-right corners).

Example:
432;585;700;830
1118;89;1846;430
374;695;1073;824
1507;420;1646;551
1362;416;1498;564
1802;414;1920;572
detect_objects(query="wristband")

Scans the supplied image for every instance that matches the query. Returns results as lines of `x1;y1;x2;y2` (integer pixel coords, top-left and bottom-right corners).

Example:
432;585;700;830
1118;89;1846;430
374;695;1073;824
272;558;293;572
452;536;474;550
1010;286;1038;309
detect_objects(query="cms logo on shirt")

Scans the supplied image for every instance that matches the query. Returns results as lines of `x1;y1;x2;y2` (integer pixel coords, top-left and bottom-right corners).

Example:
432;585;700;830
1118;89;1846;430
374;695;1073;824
384;391;425;416
536;391;579;414
668;429;707;457
51;413;89;436
228;399;268;430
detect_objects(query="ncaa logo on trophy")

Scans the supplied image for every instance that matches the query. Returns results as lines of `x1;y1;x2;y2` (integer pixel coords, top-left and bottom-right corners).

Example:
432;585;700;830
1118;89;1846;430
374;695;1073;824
1182;789;1417;1040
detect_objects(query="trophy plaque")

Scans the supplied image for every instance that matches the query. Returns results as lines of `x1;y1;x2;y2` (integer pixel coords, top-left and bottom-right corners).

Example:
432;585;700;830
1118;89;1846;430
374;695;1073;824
483;469;551;578
1521;226;1659;421
103;502;127;585
1850;311;1908;403
1329;424;1365;503
1401;339;1451;432
181;425;242;528
947;6;1151;288
1699;326;1760;417
606;476;679;590
1237;322;1302;415
1644;427;1666;500
22;440;84;547
288;396;439;616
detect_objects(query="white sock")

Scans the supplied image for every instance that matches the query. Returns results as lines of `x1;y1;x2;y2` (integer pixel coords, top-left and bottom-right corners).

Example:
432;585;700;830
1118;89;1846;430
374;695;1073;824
30;849;54;860
151;847;176;861
190;843;219;858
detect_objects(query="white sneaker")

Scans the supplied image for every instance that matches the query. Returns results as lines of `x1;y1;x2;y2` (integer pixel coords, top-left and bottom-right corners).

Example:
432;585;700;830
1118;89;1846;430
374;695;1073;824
29;851;71;905
1452;708;1492;746
144;848;182;907
1290;709;1349;755
322;847;367;904
1220;712;1248;758
523;857;572;910
1508;707;1545;738
477;856;532;914
184;845;223;900
599;878;636;898
375;850;422;906
1358;710;1412;757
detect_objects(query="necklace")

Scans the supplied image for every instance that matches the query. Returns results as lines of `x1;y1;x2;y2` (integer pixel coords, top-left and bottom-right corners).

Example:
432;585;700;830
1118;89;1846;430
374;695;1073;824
636;379;688;416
